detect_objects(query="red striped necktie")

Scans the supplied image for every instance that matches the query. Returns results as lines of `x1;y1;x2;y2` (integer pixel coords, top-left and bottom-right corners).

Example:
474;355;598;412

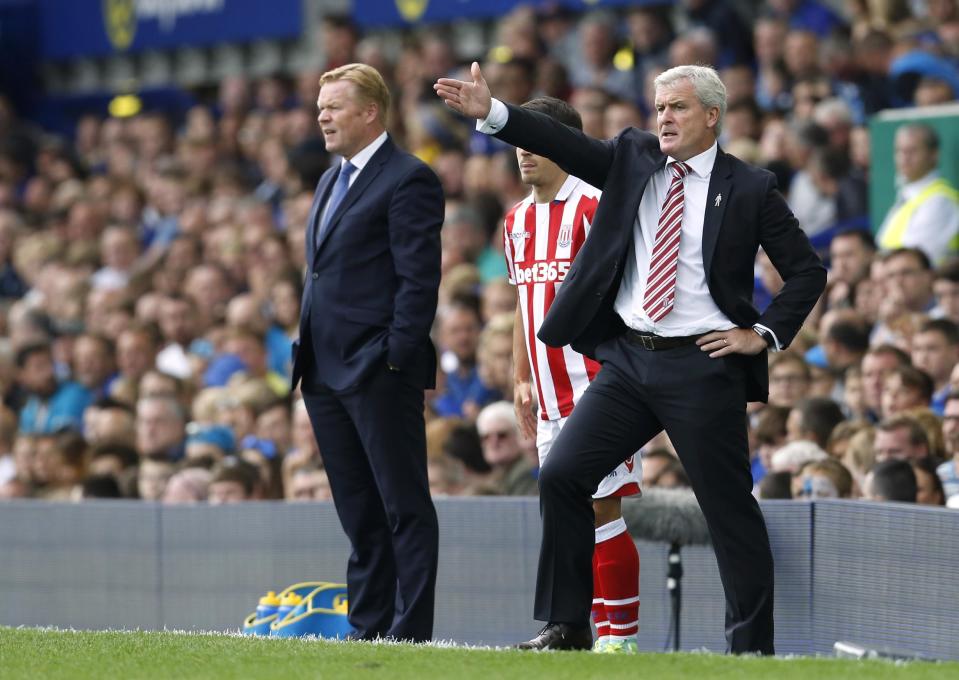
643;160;692;322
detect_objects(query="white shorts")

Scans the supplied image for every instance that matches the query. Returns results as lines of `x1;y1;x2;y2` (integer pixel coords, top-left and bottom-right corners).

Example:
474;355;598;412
537;416;642;500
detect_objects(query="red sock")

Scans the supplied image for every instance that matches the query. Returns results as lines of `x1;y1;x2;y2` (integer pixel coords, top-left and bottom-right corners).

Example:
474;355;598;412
591;550;609;641
595;517;640;642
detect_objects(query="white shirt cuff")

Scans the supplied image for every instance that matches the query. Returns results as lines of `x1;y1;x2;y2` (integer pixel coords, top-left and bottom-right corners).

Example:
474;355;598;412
476;98;509;135
753;323;782;352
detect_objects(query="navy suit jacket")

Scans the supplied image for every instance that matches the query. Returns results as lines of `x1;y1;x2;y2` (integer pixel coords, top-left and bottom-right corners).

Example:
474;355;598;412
292;136;444;393
491;104;826;402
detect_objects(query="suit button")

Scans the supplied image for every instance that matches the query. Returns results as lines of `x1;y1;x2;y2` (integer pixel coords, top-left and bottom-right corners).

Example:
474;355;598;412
312;272;319;280
596;291;603;298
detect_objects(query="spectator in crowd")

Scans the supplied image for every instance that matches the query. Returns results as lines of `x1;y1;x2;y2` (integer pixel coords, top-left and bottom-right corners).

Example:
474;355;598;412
936;393;959;501
207;458;261;504
932;259;959;324
876;124;959;264
15;342;91;434
135;396;186;461
71;333;116;400
864;459;918;503
288;462;332;501
767;353;812;408
434;299;497;418
881;365;934;418
758;470;793;499
860;344;910;421
828;229;875;304
137;457;175;501
874;415;931;462
162;467;212;504
912;457;946;506
155;295;201;380
752;405;790;484
793;458;853;499
911;318;959;414
787;397;845;449
475;401;537;496
32;431;86;500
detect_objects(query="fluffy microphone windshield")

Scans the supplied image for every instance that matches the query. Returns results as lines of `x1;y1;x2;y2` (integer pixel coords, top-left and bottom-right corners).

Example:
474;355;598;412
622;487;711;546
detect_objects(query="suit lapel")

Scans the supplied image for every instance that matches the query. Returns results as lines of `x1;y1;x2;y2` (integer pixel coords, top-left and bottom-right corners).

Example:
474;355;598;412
315;138;395;255
702;149;732;281
307;167;337;268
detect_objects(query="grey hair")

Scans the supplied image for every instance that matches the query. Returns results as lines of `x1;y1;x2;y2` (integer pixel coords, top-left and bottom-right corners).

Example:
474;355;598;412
476;400;518;435
654;64;727;136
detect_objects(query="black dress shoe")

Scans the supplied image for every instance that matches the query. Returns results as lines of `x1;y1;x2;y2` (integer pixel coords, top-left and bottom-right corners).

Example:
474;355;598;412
515;623;592;651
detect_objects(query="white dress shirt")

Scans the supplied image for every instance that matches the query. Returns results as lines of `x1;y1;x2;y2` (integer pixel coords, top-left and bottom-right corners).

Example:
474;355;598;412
478;100;780;347
614;142;736;336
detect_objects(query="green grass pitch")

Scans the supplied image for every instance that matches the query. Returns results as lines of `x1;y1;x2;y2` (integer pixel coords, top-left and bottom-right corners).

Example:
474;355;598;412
1;628;957;679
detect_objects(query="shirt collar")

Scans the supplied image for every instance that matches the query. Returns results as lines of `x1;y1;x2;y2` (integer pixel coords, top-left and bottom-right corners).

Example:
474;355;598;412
553;174;580;202
344;131;388;174
667;141;717;179
899;170;939;200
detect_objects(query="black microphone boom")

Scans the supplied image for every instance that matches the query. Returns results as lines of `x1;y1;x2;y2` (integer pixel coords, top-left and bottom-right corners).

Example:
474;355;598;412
620;486;710;651
621;487;711;546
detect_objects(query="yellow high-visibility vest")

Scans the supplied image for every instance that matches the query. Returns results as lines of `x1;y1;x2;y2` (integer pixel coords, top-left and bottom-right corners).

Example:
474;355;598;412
879;178;959;251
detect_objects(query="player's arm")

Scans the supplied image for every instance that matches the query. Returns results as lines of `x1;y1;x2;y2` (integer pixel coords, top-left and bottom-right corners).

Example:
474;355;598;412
513;301;537;439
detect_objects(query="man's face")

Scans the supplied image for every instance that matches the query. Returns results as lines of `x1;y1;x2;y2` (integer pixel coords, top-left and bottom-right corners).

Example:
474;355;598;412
883;253;932;313
73;337;113;389
830;235;871;286
874;427;921;462
209;480;249;505
442;308;481;365
138;459;174;501
768;361;810;408
158;299;195;345
881;374;925;418
136;401;183;457
317;80;375;159
942;399;959;456
894;128;937;183
862;352;899;412
117;331;154;380
911;331;958;385
20;351;56;397
516;148;564;190
290;470;332;501
933;279;959;323
655;79;718;161
479;418;521;467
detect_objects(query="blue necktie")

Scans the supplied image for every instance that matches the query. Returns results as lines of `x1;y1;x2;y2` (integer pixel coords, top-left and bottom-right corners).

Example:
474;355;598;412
317;161;356;247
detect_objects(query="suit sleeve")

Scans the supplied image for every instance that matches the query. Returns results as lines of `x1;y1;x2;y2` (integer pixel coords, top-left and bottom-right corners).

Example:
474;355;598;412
756;174;827;348
387;163;444;369
494;104;616;190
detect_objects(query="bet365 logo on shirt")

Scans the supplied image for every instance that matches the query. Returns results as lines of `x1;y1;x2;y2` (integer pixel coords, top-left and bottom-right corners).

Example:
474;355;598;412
514;261;571;284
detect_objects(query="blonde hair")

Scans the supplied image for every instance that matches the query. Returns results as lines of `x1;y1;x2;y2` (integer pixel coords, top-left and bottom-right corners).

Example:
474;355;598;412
320;63;390;127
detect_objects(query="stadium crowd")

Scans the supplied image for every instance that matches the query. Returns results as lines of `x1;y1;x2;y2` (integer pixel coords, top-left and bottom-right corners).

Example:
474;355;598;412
0;0;958;507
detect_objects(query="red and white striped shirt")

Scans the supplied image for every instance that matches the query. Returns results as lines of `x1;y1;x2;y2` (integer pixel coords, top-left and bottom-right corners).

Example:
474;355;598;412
504;175;602;421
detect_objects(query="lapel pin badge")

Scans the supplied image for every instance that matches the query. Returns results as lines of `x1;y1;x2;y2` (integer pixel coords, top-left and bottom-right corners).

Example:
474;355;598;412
714;193;722;207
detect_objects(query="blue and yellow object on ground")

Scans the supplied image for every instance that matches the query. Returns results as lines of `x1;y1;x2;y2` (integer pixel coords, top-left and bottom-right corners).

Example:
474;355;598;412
243;581;352;639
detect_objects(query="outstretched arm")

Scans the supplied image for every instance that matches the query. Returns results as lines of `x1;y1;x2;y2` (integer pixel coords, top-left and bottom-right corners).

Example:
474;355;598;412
435;62;616;189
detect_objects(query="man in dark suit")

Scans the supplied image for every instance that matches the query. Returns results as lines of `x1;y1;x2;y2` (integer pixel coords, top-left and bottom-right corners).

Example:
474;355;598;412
293;63;443;643
436;64;826;654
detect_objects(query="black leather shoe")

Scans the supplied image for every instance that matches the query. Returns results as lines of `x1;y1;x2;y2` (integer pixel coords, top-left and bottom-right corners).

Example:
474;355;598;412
514;623;592;650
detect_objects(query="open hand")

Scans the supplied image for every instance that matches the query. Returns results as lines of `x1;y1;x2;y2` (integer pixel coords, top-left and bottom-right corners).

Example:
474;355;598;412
433;62;493;120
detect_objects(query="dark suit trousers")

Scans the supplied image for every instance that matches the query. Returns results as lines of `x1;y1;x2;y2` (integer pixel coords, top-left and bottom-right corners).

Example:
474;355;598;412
537;334;775;654
302;360;439;643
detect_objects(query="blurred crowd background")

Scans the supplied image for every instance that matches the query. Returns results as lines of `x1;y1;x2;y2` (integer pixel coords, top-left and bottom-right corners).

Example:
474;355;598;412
0;0;958;508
